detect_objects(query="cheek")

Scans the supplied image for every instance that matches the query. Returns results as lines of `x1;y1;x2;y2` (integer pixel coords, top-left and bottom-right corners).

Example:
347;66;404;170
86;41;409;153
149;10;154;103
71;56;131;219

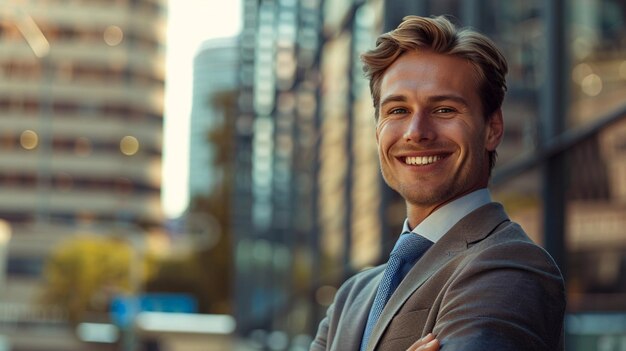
451;117;482;138
465;130;489;162
376;122;393;150
441;121;471;144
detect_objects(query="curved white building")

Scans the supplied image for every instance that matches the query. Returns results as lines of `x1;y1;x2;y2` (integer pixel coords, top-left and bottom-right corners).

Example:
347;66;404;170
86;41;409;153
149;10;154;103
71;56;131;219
0;0;166;276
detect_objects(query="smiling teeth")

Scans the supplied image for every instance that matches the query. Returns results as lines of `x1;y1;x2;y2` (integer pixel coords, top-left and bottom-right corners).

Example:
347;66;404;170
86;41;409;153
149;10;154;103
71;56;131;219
405;155;442;165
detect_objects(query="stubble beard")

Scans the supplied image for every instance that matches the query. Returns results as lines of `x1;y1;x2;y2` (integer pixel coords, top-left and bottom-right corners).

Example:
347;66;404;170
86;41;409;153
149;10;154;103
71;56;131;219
394;173;463;208
380;156;483;210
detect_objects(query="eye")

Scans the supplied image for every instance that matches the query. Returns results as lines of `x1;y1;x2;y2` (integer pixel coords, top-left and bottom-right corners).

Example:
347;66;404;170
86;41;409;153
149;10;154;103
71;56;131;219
434;107;455;114
388;107;409;115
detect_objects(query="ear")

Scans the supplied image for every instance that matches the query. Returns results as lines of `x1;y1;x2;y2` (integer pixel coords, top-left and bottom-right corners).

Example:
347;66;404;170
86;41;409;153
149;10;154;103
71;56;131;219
485;108;504;151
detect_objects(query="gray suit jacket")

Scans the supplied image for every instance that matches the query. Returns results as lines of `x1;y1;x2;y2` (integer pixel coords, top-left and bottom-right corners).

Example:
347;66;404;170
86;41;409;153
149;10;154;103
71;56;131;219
310;203;565;351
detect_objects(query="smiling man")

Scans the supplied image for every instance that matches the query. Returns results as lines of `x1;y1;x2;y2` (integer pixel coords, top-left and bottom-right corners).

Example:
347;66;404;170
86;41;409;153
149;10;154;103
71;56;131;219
310;16;565;351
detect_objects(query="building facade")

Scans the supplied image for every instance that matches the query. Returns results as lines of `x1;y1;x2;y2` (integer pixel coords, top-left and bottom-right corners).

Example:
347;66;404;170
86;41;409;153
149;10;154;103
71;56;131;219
0;1;166;348
188;36;239;200
233;0;386;342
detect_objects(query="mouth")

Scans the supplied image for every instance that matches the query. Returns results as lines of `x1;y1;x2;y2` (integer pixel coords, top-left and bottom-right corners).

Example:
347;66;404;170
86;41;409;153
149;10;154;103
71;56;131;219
402;154;447;166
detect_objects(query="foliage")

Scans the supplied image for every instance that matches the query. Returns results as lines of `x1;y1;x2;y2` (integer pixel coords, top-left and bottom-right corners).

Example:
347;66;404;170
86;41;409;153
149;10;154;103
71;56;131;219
40;234;153;324
144;250;231;314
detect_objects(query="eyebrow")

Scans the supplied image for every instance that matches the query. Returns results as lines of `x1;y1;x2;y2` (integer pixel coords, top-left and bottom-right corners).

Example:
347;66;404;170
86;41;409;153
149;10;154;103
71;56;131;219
428;94;469;106
380;94;407;108
380;94;470;108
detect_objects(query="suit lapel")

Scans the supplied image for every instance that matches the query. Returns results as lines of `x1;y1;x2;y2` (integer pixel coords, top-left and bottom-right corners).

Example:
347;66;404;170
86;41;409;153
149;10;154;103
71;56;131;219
365;203;510;351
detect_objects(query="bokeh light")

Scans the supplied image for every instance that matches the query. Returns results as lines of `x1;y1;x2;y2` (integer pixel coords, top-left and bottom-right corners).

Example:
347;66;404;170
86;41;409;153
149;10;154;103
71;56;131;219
103;25;124;46
581;73;603;97
120;135;139;156
19;130;39;150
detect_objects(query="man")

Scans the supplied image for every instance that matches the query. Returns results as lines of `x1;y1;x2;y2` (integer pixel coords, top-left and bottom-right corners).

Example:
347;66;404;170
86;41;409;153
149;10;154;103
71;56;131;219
310;15;565;351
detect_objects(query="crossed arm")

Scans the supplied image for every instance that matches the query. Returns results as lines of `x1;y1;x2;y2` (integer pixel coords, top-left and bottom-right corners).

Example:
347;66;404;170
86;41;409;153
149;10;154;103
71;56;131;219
407;334;440;351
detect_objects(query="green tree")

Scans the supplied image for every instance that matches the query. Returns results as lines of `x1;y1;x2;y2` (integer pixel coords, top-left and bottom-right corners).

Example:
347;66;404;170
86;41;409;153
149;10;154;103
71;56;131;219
40;234;153;323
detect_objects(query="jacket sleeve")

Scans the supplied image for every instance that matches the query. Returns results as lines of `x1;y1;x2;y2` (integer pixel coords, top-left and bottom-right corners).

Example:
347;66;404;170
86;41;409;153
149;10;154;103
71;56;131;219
310;302;334;351
435;239;566;351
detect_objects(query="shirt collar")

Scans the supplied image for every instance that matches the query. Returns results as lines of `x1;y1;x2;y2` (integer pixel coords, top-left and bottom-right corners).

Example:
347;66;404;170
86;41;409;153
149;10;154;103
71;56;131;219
401;188;492;243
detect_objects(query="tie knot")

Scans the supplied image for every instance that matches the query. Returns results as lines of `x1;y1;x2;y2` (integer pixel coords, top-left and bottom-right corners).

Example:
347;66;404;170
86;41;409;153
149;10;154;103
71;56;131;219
390;233;433;263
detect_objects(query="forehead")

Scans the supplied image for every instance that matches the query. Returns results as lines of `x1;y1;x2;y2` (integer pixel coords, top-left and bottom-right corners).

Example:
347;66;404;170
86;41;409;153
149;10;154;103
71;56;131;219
380;51;481;105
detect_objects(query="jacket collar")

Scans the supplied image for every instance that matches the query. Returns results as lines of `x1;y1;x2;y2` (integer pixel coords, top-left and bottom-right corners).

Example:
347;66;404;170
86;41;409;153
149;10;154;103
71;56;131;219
365;202;510;351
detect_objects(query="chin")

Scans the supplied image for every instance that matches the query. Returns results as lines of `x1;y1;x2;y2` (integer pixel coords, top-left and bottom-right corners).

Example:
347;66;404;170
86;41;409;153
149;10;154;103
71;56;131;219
401;188;451;207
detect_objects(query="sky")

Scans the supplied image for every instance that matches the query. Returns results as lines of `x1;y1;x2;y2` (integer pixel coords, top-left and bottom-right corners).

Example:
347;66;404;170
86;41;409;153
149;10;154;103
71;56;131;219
162;1;242;218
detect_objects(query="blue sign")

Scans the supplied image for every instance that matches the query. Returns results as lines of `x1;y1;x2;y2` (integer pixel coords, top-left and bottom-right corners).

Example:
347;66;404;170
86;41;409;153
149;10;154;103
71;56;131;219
110;293;198;327
140;293;197;313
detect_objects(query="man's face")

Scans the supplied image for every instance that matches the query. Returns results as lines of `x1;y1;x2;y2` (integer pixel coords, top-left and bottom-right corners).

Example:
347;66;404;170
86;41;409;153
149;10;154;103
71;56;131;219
376;51;503;214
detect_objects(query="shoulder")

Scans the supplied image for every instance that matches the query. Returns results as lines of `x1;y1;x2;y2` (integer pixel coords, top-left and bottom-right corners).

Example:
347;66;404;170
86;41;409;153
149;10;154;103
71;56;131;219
473;220;560;270
451;220;565;302
335;265;385;299
433;221;566;350
322;265;386;319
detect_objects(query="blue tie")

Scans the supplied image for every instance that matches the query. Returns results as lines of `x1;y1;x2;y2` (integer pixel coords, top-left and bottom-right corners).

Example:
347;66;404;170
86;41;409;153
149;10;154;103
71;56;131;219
360;233;433;351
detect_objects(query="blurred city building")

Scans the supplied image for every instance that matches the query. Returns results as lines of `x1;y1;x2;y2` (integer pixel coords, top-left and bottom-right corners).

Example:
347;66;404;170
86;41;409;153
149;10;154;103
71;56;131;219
0;0;166;349
230;0;626;349
233;0;386;343
188;37;239;199
234;0;329;342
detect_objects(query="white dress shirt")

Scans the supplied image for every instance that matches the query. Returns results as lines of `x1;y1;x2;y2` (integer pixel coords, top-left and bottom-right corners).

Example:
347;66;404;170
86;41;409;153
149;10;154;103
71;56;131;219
401;188;493;243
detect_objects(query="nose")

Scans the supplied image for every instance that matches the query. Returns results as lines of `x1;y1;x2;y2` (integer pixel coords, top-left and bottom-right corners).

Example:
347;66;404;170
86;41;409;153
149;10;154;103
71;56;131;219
403;112;436;142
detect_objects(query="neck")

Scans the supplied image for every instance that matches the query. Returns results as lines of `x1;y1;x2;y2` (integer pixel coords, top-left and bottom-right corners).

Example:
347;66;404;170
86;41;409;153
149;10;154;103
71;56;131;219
406;204;438;229
405;187;486;229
